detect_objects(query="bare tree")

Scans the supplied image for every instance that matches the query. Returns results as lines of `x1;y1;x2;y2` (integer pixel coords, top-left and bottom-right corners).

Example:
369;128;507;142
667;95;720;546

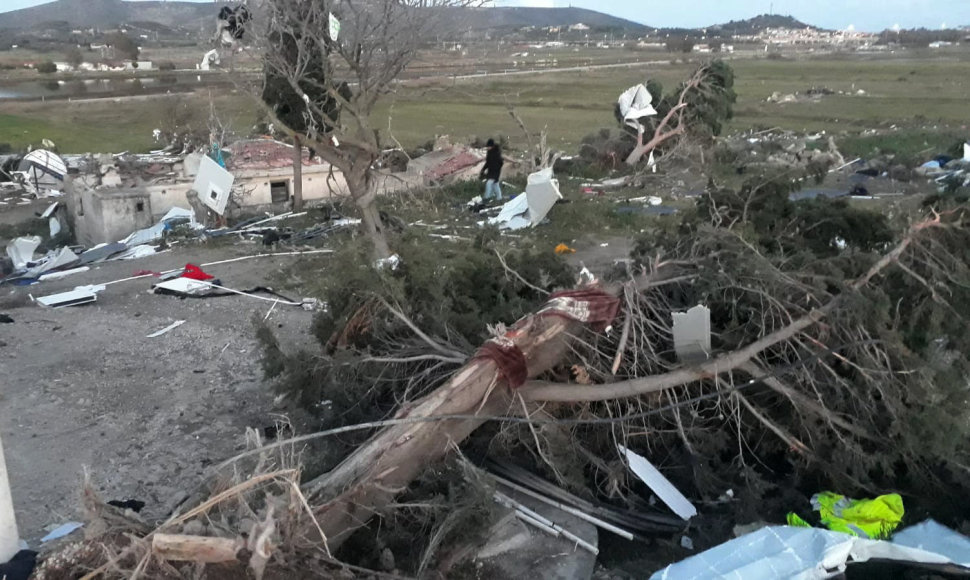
253;0;482;259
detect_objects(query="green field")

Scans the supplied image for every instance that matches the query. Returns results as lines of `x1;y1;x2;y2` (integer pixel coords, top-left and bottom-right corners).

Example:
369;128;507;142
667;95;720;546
2;51;969;154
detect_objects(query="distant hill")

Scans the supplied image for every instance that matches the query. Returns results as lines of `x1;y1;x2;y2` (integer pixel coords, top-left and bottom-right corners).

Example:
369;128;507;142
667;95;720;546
0;0;223;31
447;7;647;32
0;1;646;33
709;14;821;35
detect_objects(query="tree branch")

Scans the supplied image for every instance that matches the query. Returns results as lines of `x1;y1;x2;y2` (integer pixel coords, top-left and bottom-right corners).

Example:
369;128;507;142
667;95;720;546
520;217;942;403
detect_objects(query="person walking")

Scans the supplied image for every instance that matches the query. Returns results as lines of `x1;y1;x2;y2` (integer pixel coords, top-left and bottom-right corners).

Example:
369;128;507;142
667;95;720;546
480;138;504;203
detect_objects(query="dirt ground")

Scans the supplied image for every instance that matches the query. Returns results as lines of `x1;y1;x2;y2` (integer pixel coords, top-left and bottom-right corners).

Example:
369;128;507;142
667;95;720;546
0;243;324;543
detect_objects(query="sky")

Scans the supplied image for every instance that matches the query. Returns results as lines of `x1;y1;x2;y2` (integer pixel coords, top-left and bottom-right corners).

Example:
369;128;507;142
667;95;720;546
2;0;969;32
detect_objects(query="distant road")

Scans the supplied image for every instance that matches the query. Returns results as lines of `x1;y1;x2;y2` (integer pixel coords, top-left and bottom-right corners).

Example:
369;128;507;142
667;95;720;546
402;59;672;83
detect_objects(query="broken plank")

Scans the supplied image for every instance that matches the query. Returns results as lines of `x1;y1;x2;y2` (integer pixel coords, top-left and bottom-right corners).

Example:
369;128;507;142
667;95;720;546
152;534;241;563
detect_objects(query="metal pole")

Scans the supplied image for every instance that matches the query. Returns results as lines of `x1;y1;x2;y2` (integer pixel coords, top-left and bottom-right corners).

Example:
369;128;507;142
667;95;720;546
0;433;20;563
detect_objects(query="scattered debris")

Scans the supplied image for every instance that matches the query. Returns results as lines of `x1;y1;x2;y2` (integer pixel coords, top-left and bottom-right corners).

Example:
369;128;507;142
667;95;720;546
37;267;90;282
375;254;401;271
628;196;664;206
487;461;685;536
788;492;904;540
651;523;970;579
894;519;970;566
124;207;199;247
77;242;128;265
106;499;145;513
39;202;58;219
619;445;697;521
494;491;598;554
152;277;212;297
146;320;187;338
39;522;83;543
597;176;631;190
618;84;658;131
35;285;105;308
487;168;562;230
194;156;235;216
152;533;242;564
671;305;711;363
5;237;41;270
17;149;66;196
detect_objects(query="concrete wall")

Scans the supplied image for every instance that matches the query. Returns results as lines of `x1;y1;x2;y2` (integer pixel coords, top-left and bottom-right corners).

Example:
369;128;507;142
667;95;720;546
73;189;153;246
233;164;350;206
145;164;350;218
145;182;193;219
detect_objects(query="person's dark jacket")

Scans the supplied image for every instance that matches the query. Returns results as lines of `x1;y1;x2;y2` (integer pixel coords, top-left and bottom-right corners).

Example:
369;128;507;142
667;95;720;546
480;147;504;181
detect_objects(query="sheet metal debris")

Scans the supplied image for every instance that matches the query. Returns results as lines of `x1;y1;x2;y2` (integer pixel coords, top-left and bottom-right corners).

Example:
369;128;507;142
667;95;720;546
487;168;562;231
39;202;58;219
619;445;697;521
77;242;128;265
6;237;40;270
618;85;658;131
894;519;970;566
194;156;235;216
37;266;89;282
19;149;67;181
36;285;105;308
23;247;78;278
124;207;198;246
650;523;970;580
152;278;211;296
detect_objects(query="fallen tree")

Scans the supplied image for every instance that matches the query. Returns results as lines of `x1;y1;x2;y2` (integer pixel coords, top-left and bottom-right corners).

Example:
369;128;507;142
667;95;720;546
57;184;970;577
295;212;961;551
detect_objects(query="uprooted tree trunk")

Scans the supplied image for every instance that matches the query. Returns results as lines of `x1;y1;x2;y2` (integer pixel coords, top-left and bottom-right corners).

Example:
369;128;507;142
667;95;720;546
301;216;940;549
304;308;594;545
292;135;303;211
352;175;392;260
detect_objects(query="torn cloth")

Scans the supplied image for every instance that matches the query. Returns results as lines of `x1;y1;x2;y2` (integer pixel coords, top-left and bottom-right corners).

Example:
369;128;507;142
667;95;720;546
180;263;214;281
538;288;620;332
473;339;528;389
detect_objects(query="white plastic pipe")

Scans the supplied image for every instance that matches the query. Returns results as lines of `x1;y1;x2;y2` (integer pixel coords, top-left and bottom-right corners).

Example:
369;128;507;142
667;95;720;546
0;433;20;563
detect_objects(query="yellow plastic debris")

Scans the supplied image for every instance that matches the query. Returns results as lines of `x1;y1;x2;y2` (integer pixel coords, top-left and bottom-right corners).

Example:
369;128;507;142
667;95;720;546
786;492;904;540
554;243;576;255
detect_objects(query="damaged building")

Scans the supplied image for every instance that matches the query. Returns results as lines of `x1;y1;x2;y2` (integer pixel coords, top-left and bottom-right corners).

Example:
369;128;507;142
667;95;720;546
65;138;486;245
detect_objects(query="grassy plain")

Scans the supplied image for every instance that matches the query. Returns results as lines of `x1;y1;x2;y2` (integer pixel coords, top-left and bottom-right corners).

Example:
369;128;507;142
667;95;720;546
1;49;969;155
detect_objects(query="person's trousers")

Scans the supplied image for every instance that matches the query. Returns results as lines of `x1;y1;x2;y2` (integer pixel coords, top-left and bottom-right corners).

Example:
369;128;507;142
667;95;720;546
484;179;503;201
